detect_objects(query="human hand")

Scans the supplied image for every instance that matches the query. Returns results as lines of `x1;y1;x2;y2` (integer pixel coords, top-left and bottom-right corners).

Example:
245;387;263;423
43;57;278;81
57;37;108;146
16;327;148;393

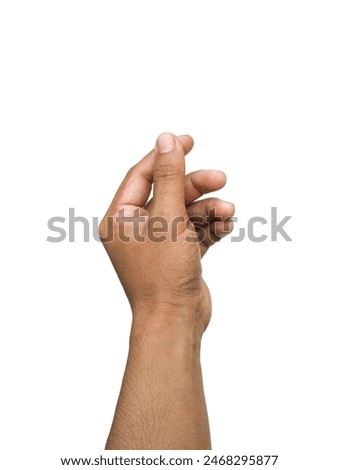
99;133;234;335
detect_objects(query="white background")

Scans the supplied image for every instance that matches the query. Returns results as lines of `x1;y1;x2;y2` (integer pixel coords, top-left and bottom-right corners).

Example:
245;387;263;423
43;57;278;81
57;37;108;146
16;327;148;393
1;1;338;469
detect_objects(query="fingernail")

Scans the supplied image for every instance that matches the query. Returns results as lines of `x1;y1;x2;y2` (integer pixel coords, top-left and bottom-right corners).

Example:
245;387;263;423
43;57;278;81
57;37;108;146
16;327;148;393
156;133;176;154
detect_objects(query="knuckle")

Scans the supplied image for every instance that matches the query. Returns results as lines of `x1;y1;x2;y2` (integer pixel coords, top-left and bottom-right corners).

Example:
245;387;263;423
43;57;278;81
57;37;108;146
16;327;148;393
153;165;180;182
210;197;222;207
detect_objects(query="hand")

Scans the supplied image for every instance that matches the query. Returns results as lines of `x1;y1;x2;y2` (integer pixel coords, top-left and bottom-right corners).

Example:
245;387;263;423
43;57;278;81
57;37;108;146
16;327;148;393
99;133;234;335
101;133;235;450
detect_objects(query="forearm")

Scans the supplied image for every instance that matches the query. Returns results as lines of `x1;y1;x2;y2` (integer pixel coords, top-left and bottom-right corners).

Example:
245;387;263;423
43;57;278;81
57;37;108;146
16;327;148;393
105;309;211;450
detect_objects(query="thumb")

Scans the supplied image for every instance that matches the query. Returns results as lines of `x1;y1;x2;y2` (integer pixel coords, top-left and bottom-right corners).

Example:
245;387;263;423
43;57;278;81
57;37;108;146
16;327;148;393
152;133;186;217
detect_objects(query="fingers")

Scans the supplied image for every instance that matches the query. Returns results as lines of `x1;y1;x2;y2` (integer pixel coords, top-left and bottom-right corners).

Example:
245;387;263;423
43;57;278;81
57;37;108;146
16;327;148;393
184;170;226;205
177;134;194;155
186;198;235;256
151;133;186;217
144;168;227;212
198;218;234;257
186;197;235;220
108;134;193;211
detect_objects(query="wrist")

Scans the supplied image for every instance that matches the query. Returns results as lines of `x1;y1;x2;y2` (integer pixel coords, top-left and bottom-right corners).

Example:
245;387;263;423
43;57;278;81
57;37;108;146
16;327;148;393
130;303;205;354
131;288;211;332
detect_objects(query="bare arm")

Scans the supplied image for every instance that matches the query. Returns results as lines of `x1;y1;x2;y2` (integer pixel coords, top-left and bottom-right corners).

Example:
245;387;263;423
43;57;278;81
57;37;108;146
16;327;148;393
106;313;210;449
100;133;234;450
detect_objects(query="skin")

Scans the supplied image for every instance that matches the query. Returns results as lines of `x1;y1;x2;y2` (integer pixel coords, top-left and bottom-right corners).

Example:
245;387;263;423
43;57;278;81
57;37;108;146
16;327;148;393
99;133;235;450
